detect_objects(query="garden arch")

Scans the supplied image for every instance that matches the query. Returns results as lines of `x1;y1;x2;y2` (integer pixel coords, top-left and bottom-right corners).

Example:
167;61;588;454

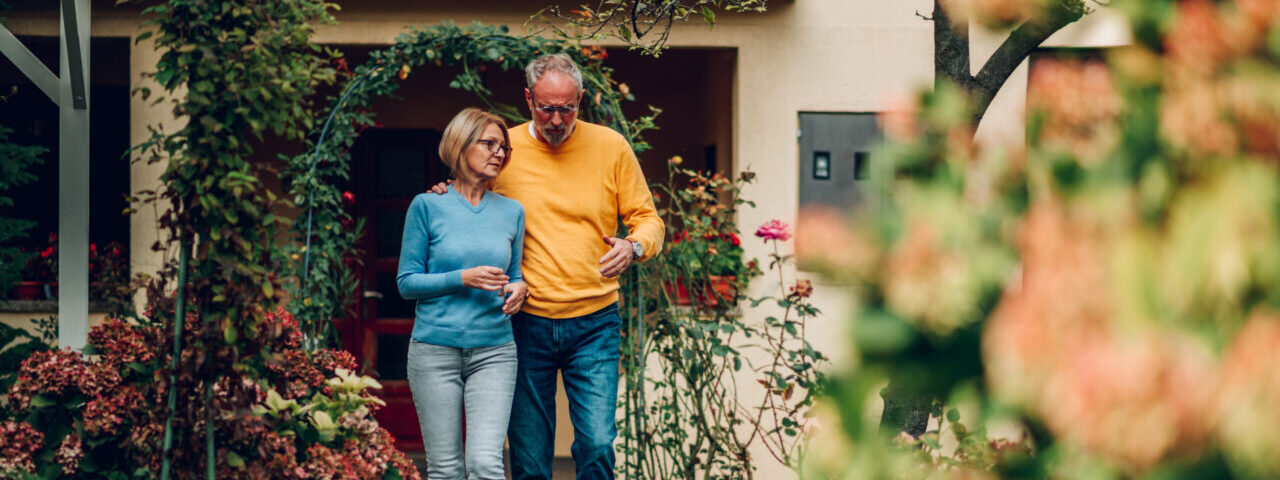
280;20;659;449
282;21;657;344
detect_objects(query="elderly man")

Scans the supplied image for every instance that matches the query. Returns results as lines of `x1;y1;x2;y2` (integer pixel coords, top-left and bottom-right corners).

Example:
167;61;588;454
435;53;664;479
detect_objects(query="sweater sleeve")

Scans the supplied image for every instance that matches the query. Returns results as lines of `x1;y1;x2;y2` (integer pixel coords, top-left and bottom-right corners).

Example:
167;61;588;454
506;206;525;283
616;146;665;262
397;195;465;299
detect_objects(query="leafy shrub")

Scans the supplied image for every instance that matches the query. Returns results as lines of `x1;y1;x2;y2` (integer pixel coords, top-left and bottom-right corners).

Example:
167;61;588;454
0;308;418;479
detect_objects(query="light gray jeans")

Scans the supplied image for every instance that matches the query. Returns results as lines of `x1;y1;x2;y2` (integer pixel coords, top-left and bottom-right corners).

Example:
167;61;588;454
407;339;517;480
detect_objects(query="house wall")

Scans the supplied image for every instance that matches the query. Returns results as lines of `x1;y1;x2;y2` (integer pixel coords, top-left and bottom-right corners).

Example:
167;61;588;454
2;2;1131;476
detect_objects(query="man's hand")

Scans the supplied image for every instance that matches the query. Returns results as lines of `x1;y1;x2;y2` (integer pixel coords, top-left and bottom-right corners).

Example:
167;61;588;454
461;266;508;291
599;236;634;278
427;180;452;195
502;281;529;314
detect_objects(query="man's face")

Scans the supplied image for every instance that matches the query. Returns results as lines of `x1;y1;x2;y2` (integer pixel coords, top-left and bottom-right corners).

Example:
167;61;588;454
525;71;583;146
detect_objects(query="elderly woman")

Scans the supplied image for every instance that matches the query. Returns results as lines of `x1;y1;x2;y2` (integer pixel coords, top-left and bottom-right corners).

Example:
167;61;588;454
397;107;528;480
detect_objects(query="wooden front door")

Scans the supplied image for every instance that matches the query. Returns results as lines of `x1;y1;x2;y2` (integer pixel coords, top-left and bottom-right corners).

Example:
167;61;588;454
350;128;446;451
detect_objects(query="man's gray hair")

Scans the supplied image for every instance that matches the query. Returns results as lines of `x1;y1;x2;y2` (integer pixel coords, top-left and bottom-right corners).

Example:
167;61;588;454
525;53;583;92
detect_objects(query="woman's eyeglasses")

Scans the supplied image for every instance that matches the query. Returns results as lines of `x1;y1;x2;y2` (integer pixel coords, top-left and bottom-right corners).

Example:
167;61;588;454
475;139;513;156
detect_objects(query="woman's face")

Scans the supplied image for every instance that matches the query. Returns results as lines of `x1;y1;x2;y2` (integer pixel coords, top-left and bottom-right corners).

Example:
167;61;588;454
462;122;509;182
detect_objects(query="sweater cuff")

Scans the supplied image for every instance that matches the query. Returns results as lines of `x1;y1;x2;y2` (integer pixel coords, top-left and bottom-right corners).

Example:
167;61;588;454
445;270;464;290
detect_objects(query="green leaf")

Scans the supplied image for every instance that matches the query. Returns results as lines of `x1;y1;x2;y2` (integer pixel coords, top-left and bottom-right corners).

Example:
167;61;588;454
946;407;960;423
226;451;245;468
30;394;55;408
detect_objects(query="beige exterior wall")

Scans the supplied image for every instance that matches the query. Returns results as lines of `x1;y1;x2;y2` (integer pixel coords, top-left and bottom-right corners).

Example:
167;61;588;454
4;2;1131;476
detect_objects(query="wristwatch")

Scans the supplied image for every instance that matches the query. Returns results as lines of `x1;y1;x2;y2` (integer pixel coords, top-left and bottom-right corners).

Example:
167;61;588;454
630;239;643;260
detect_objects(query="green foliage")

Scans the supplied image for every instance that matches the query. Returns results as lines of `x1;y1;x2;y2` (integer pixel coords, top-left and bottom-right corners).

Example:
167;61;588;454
284;21;659;347
118;0;339;474
0;125;47;296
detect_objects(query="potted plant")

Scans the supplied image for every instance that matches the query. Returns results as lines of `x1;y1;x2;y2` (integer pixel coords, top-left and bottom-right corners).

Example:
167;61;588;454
655;157;760;308
666;230;749;306
13;233;56;300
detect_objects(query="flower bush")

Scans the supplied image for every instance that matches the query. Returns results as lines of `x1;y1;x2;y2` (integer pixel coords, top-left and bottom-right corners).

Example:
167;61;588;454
0;308;418;479
654;159;761;306
619;158;826;479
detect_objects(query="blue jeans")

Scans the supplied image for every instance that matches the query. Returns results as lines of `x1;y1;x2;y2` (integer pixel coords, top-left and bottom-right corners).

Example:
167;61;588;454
508;303;621;480
407;340;517;480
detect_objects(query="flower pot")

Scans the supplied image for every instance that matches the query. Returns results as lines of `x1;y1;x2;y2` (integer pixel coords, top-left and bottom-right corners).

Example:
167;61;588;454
10;281;43;300
664;275;738;308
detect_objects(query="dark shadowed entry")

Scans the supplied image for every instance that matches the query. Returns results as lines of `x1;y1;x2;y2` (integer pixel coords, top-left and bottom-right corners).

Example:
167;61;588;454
349;128;446;451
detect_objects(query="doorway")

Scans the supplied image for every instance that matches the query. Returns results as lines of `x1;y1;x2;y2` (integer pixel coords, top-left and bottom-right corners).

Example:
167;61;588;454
349;128;445;450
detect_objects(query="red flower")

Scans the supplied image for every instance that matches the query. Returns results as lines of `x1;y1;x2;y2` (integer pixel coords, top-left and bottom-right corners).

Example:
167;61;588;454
722;232;741;246
342;191;355;205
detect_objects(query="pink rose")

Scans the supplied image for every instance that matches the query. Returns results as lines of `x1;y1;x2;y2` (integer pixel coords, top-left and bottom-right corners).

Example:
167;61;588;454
755;220;792;242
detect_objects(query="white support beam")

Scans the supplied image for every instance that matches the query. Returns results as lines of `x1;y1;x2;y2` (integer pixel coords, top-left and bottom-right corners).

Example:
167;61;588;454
58;0;91;350
0;24;60;105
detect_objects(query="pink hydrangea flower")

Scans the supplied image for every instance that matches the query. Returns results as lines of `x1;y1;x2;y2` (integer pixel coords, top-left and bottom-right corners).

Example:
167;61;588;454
755;220;792;242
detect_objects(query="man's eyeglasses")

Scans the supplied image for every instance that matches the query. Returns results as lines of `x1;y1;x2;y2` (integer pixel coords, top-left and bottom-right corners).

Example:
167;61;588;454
531;95;579;116
534;104;578;116
474;139;513;156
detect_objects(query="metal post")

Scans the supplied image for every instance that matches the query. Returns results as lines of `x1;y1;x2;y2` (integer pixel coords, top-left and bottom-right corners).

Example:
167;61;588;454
57;0;91;350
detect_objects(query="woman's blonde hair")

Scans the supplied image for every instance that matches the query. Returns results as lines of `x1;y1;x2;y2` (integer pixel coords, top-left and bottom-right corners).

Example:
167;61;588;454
438;107;511;180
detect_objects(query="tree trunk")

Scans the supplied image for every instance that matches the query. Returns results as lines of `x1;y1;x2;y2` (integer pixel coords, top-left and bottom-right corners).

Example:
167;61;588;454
933;0;971;93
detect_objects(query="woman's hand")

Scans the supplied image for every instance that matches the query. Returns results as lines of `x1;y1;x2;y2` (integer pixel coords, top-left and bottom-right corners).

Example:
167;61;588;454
502;282;529;314
461;266;508;291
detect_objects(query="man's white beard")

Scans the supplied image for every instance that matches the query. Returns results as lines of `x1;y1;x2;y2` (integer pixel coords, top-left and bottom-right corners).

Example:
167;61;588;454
539;121;574;146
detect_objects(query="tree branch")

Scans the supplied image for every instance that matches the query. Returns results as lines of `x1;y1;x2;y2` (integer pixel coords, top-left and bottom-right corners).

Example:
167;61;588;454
967;3;1084;126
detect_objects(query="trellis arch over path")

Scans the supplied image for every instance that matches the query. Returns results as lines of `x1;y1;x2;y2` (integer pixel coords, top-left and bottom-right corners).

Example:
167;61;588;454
282;21;658;344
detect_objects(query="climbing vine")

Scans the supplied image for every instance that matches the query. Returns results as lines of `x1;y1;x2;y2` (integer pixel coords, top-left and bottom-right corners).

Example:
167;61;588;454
122;0;338;475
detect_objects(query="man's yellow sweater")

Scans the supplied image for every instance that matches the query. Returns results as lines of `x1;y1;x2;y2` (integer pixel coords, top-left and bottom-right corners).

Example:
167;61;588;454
493;120;665;318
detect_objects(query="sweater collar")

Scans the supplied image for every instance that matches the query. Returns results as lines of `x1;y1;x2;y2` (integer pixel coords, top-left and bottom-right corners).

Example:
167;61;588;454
447;184;489;213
